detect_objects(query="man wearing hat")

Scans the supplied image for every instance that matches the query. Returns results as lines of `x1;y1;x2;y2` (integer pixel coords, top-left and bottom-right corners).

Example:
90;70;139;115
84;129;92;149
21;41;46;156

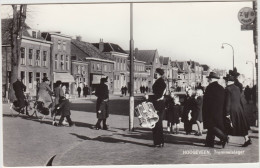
202;72;228;148
13;77;27;114
94;76;109;130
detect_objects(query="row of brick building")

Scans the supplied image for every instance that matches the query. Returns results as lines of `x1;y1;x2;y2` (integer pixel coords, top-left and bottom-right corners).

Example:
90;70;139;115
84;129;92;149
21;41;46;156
2;18;218;97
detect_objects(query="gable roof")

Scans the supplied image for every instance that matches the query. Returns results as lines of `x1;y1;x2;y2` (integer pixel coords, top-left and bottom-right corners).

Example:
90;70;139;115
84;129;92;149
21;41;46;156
2;18;44;45
201;64;210;71
133;50;157;65
92;42;127;54
71;39;112;61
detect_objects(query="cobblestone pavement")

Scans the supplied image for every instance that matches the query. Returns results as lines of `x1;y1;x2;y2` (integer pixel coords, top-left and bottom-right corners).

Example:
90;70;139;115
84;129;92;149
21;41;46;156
1;95;259;167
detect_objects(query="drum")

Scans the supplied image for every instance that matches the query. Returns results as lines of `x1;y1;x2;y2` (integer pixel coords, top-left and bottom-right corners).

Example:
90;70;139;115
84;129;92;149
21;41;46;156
135;101;159;128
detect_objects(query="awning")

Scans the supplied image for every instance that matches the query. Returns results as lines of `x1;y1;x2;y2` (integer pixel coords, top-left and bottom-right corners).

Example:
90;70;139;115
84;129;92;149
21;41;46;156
54;72;75;83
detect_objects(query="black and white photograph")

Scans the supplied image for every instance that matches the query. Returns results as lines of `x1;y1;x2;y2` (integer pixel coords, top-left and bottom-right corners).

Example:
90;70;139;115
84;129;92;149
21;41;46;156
0;0;259;167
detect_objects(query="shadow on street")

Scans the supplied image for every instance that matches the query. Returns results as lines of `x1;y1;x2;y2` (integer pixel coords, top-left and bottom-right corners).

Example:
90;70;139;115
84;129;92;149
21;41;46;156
70;97;144;116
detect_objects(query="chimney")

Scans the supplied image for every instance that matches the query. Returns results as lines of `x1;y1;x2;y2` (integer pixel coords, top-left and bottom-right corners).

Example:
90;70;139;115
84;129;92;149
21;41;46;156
99;38;104;52
134;48;138;56
76;36;82;41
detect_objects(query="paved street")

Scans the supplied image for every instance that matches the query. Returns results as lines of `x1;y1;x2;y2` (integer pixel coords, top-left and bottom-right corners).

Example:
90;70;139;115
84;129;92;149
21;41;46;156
1;94;259;167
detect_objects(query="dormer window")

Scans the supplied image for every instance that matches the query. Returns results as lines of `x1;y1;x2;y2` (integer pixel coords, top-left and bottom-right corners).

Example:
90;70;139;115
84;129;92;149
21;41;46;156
32;31;36;38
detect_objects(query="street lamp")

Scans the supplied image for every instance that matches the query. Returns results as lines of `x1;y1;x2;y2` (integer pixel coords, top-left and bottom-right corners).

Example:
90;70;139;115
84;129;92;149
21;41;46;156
246;61;254;87
221;43;234;69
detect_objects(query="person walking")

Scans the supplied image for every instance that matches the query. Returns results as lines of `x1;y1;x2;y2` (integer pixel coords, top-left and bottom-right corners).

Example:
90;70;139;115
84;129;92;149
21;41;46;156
202;72;228;148
121;86;125;96
83;85;89;97
77;86;81;98
124;86;128;96
12;77;27;114
56;94;74;127
223;74;251;147
145;68;166;147
94;77;109;130
181;88;194;135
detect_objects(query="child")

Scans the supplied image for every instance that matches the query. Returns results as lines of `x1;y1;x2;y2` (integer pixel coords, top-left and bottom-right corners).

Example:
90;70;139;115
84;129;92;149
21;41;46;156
172;96;182;134
166;92;182;134
56;94;74;127
191;89;203;136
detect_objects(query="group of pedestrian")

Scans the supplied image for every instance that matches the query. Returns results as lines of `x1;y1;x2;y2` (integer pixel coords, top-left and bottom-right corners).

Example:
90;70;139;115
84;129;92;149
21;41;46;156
140;85;148;94
77;84;89;98
144;67;252;148
203;70;251;148
121;86;128;96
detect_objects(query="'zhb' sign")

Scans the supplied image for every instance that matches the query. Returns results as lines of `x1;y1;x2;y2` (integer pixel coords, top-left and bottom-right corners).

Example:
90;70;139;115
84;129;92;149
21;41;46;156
238;7;256;25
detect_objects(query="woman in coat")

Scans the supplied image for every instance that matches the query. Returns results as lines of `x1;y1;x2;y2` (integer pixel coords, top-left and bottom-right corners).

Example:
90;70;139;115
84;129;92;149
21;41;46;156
37;77;53;109
191;89;203;136
145;68;166;147
94;77;109;130
224;74;251;147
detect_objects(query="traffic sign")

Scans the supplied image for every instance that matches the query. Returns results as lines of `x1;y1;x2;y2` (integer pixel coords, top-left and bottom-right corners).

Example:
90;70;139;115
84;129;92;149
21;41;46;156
238;7;256;25
241;24;255;31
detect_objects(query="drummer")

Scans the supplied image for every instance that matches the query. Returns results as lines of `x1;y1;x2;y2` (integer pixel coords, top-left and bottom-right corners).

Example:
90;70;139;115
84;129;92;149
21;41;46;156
145;68;166;147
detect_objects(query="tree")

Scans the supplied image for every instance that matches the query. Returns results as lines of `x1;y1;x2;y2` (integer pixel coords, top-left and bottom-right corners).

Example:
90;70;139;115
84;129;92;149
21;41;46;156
8;5;27;102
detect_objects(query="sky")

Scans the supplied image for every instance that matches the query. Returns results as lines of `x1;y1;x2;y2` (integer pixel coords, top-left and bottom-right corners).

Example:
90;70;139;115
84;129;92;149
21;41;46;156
0;1;257;79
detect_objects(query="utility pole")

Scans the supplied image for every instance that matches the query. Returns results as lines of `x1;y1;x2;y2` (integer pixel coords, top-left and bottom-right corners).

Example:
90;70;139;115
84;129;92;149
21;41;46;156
253;0;258;127
129;3;135;131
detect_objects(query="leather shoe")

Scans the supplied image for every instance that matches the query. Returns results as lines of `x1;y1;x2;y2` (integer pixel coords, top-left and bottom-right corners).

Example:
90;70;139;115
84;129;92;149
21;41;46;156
242;138;252;147
103;125;108;130
154;143;164;148
204;143;214;148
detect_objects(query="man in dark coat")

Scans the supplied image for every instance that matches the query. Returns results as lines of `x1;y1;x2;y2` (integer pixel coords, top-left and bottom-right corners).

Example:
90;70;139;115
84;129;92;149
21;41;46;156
77;86;81;97
146;68;166;147
202;72;228;148
13;77;27;113
94;77;109;130
83;85;89;97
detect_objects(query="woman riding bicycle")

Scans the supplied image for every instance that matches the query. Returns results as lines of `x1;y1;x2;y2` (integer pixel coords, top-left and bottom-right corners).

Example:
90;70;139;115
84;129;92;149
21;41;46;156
37;77;54;110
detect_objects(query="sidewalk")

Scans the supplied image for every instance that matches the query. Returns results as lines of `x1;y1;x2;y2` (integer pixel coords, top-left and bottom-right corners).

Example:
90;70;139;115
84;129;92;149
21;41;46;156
1;98;259;167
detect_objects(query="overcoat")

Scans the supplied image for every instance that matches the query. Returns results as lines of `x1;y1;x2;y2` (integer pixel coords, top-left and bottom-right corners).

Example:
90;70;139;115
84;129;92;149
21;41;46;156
58;99;71;117
181;95;194;122
149;76;166;145
37;82;53;108
202;81;225;131
165;97;182;124
191;96;203;123
95;83;109;119
54;86;64;106
224;84;250;136
13;80;26;108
